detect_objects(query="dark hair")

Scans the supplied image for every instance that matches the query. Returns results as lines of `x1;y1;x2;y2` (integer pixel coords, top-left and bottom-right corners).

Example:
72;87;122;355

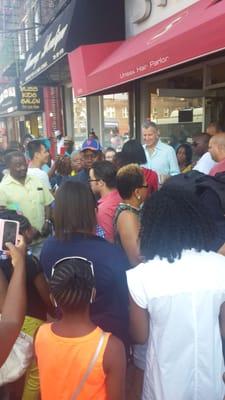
122;139;147;164
193;132;210;143
92;160;116;188
140;187;216;263
5;151;25;168
50;258;95;312
54;181;96;240
116;163;144;199
0;209;31;233
27;140;44;160
55;156;71;176
105;147;116;154
113;152;127;171
176;143;192;166
142;119;158;130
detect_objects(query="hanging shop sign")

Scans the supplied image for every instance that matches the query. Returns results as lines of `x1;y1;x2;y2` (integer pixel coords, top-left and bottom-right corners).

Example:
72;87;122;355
18;86;44;111
21;0;125;85
0;84;43;115
22;0;76;85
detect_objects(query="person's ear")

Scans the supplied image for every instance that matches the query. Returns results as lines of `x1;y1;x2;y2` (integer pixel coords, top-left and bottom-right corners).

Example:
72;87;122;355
134;188;141;201
98;179;105;187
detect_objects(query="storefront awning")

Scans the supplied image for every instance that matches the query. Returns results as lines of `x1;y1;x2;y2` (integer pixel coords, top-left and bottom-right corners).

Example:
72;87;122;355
21;0;125;86
69;0;225;96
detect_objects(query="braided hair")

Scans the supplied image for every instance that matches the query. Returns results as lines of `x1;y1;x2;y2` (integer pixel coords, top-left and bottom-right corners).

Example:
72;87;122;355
49;258;95;312
140;186;216;263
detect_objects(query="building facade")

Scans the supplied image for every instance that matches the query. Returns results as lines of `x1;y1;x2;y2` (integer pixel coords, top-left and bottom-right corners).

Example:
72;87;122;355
0;0;66;145
2;0;225;150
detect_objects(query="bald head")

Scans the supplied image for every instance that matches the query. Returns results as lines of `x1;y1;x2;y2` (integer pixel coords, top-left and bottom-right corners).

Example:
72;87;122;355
207;122;223;136
208;133;225;162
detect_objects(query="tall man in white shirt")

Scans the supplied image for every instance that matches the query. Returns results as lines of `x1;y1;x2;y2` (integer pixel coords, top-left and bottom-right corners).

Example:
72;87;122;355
142;120;179;181
27;140;51;189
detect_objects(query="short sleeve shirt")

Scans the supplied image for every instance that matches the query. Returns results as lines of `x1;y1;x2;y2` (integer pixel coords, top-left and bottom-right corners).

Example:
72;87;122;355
0;174;54;231
28;167;51;189
127;250;225;400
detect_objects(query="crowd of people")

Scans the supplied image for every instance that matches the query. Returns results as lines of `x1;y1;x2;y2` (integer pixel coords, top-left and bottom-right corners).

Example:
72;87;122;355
0;120;224;399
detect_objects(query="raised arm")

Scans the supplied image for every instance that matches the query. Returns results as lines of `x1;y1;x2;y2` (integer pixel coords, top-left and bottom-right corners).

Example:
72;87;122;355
0;236;26;366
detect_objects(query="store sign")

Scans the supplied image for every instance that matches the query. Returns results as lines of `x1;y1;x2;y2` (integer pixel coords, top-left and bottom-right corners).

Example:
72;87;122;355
21;0;75;85
0;85;43;115
23;23;68;80
18;86;44;111
0;86;17;111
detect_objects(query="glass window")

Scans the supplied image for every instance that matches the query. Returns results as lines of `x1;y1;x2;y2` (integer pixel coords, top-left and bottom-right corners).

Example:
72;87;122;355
150;93;203;146
102;93;129;150
73;92;87;150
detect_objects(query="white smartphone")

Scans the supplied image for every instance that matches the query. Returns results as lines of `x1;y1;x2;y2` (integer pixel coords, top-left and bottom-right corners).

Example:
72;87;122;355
0;219;20;251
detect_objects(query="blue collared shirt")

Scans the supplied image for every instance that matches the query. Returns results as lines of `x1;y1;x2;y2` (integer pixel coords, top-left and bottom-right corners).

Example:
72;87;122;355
142;140;179;176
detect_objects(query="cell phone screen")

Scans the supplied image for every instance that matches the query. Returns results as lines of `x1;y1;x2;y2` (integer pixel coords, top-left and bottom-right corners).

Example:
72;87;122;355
2;221;18;250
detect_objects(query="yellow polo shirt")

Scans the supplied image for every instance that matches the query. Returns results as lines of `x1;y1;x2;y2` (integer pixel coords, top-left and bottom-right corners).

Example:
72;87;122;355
0;174;54;232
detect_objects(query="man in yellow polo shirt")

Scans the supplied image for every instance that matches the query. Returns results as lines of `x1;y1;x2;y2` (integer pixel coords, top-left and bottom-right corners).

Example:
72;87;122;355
0;151;54;258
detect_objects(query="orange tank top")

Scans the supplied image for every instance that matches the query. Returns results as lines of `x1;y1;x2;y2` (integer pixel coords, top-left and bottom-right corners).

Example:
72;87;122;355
35;324;111;400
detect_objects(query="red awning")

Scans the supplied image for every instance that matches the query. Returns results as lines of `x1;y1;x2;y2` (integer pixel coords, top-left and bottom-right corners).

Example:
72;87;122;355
69;0;225;96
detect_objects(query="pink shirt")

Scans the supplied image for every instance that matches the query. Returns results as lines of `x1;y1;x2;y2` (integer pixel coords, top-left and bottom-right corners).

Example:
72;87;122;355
97;190;122;243
209;159;225;176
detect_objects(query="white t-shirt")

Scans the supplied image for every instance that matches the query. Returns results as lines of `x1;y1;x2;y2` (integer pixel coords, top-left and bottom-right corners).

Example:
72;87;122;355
127;249;225;400
27;168;51;189
193;151;217;174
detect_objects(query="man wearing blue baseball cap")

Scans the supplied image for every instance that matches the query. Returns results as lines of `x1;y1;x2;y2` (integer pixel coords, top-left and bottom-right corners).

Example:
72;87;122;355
67;138;102;184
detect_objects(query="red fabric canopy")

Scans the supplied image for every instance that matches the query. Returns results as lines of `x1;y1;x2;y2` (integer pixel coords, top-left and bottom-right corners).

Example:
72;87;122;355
69;0;225;96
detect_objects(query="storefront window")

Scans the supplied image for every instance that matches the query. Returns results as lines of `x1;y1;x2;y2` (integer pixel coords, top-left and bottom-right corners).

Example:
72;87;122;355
150;94;203;146
102;93;129;150
73;93;87;150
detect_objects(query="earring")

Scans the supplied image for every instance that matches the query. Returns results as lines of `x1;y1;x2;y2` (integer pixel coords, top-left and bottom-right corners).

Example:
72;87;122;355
90;288;96;304
137;195;141;200
53;297;58;308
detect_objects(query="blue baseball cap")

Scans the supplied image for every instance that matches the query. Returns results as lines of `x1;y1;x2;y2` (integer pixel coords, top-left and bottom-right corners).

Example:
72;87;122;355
81;138;101;152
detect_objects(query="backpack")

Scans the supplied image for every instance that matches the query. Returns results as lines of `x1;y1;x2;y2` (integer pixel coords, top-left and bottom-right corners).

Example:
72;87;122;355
164;170;225;213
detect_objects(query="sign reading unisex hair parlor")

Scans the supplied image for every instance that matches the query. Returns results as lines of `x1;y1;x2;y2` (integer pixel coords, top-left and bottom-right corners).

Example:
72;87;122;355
0;84;43;115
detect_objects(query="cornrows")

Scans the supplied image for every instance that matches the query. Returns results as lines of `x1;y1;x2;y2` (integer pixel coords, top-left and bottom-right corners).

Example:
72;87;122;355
49;258;95;312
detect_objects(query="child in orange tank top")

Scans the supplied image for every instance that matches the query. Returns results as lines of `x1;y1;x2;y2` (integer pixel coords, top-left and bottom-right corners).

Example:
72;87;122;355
35;256;126;400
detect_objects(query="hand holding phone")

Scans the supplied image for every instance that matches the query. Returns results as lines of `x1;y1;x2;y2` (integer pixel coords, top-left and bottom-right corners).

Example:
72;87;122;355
5;235;26;269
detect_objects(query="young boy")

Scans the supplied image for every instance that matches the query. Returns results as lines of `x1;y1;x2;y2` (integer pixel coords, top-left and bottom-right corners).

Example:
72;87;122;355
35;256;126;400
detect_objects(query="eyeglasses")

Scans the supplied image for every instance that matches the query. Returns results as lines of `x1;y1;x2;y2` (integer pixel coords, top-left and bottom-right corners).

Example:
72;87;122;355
139;184;148;188
88;179;100;183
51;256;94;278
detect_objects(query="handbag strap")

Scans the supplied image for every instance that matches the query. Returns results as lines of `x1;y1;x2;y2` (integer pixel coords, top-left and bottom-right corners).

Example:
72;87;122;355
71;331;106;400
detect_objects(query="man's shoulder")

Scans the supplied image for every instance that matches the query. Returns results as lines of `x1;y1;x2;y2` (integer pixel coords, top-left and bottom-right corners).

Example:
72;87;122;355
0;174;13;186
28;167;45;176
26;174;45;186
158;140;175;153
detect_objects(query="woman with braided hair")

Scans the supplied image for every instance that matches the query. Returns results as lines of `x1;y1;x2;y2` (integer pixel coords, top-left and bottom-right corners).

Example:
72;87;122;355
40;180;130;348
127;187;225;400
35;257;126;400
